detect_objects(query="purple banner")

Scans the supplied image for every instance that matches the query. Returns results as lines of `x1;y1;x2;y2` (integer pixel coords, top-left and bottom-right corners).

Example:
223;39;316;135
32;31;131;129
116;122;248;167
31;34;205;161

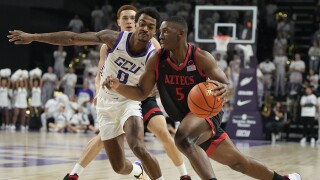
226;62;264;140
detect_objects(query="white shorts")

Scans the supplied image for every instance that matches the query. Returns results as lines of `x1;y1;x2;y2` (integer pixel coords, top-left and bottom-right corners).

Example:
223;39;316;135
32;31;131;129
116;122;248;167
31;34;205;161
96;95;142;141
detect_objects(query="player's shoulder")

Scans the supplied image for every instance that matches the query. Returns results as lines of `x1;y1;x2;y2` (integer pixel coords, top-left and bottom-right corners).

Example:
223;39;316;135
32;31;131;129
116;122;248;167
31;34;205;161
194;48;213;60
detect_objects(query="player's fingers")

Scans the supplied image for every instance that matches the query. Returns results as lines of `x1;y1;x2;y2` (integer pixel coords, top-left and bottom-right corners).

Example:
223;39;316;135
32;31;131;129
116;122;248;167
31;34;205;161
9;36;21;42
15;41;26;44
218;89;227;100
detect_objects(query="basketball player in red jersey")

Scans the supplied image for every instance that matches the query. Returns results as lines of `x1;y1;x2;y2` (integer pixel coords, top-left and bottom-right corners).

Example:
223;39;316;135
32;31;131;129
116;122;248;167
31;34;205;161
8;7;165;180
105;16;301;180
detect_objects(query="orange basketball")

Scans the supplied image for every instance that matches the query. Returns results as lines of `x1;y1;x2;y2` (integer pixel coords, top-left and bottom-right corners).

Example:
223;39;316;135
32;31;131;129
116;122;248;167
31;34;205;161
187;82;224;118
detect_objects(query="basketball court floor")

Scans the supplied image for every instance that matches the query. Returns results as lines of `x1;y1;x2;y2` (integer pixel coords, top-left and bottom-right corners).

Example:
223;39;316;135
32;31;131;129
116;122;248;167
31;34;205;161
0;130;318;180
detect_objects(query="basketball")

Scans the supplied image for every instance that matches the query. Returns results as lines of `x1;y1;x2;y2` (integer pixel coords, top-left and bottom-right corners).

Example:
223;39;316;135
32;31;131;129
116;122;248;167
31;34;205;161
187;82;224;118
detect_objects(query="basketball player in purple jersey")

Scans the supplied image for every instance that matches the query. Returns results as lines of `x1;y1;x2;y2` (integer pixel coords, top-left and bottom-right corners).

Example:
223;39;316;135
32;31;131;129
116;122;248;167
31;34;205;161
104;16;301;180
8;7;165;180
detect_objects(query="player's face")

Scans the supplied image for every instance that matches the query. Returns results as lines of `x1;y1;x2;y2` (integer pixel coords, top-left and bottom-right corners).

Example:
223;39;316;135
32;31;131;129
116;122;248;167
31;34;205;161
117;10;136;32
159;21;179;50
135;14;157;42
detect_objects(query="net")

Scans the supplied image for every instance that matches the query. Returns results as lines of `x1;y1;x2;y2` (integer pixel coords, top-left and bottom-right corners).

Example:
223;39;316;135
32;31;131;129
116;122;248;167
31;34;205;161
213;35;230;52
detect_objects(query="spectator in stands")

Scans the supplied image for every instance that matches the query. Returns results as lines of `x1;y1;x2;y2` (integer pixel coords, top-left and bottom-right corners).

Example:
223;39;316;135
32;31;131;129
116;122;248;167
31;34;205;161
308;40;320;74
273;31;287;55
265;101;285;144
41;66;57;106
259;58;276;96
277;15;293;41
274;48;288;97
49;103;68;132
289;53;305;84
57;68;77;98
41;96;58;132
257;68;265;108
91;6;104;32
77;80;94;106
53;46;67;80
65;95;79;122
68;106;99;133
307;69;319;90
214;53;228;72
300;86;317;146
286;76;303;124
68;14;84;55
68;14;84;33
229;53;241;90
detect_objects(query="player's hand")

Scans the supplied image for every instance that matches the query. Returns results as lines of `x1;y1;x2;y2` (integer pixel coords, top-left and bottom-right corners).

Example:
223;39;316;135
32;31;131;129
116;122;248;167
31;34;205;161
103;76;120;90
7;30;33;44
208;80;229;101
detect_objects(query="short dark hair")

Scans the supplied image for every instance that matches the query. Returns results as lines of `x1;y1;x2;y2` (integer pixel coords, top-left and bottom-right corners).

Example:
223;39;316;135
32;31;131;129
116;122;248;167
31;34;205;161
165;16;188;32
135;7;161;29
117;5;137;19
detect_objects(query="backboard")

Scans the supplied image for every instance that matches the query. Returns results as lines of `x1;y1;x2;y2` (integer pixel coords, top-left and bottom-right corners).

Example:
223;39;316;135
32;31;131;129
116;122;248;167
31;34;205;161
194;6;257;44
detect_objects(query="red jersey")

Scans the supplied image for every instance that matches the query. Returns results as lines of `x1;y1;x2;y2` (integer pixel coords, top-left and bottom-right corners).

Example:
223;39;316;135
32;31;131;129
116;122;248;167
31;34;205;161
155;44;207;121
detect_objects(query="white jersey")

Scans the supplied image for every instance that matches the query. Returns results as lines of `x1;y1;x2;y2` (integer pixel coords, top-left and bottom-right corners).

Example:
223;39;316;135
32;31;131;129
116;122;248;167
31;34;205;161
0;87;10;107
99;31;156;100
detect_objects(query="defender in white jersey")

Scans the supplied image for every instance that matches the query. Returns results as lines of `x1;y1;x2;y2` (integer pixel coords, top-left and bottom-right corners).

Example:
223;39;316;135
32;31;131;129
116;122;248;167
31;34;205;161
8;7;163;180
96;30;155;139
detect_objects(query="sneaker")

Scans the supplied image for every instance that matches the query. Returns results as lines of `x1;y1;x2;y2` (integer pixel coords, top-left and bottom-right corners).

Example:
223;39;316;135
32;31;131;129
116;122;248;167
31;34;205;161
300;137;306;144
63;173;79;180
311;138;316;146
271;133;276;144
285;173;301;180
134;161;150;180
180;175;191;180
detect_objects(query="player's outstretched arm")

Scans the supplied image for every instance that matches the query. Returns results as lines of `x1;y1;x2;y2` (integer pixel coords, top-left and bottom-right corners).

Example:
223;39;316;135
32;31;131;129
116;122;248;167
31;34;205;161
104;52;158;101
196;50;233;100
7;29;119;47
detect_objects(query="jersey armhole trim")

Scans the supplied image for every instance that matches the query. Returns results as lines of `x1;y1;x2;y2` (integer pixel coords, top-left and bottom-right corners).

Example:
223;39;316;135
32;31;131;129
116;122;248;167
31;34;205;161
107;31;124;53
194;48;207;77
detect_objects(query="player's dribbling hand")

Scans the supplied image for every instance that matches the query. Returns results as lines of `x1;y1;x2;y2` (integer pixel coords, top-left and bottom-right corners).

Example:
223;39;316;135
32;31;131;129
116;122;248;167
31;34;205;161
103;76;120;90
207;80;229;101
7;30;33;44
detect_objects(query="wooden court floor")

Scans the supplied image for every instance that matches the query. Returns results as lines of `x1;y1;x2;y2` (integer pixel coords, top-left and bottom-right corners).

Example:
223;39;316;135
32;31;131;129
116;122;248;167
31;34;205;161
0;130;319;180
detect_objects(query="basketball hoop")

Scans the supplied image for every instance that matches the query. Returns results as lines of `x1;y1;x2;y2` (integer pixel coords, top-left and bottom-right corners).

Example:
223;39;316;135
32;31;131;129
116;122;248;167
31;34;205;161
213;35;230;52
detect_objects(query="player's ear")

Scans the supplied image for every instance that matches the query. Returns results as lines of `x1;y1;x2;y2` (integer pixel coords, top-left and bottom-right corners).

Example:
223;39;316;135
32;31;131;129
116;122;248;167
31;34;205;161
179;28;186;36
